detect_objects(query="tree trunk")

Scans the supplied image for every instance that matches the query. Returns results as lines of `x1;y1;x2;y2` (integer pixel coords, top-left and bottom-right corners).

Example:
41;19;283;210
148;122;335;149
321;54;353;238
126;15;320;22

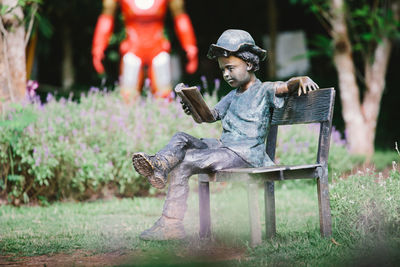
330;0;373;158
0;28;9;113
329;0;395;160
362;38;392;156
0;0;26;112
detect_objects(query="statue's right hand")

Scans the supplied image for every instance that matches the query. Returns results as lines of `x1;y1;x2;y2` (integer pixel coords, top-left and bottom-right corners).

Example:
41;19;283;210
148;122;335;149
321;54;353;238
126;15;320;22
93;54;105;74
180;101;192;115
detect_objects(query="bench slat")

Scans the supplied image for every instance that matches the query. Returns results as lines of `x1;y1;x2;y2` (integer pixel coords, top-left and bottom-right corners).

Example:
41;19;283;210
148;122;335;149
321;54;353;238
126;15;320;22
219;163;321;174
199;164;321;183
272;88;334;125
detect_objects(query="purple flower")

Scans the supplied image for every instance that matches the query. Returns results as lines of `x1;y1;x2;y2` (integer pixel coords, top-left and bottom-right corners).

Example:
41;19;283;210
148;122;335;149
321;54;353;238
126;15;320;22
27;125;34;135
117;119;125;128
44;145;49;159
35;156;41;166
214;79;221;91
26;80;40;103
34;148;42;166
76;148;82;158
144;78;151;89
201;75;208;89
282;143;289;153
331;126;347;147
46;93;54;103
27;80;38;96
303;141;310;148
89;86;99;94
80;143;87;150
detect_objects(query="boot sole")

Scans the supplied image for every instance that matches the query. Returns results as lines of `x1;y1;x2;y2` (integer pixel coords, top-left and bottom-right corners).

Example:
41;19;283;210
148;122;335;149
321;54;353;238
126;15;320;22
139;219;186;241
139;230;185;241
132;153;166;189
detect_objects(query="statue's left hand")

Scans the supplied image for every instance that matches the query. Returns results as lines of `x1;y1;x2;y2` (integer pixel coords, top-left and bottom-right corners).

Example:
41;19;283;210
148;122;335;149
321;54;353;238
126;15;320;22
289;76;319;96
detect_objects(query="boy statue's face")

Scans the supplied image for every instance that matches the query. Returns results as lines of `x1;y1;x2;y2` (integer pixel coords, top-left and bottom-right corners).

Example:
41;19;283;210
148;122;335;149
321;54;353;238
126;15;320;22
218;55;252;89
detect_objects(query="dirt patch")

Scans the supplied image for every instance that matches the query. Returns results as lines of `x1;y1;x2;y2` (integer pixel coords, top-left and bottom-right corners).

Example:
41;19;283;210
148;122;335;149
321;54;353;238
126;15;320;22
338;163;396;180
0;250;136;267
0;246;246;266
177;246;246;262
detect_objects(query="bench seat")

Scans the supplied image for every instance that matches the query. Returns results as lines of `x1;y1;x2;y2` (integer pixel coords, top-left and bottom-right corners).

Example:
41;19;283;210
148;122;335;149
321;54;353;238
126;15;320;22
199;163;323;182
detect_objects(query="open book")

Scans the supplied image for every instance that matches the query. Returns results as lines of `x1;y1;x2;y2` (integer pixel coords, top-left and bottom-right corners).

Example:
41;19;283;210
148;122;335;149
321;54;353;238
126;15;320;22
174;83;215;123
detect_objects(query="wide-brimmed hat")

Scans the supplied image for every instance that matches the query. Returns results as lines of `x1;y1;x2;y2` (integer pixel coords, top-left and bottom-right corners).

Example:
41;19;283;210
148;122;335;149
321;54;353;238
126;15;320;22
207;29;267;61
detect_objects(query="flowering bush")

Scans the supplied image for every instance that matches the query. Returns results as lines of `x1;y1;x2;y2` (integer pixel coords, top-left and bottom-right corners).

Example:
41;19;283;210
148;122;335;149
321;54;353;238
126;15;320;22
0;90;220;204
275;124;364;176
0;89;360;204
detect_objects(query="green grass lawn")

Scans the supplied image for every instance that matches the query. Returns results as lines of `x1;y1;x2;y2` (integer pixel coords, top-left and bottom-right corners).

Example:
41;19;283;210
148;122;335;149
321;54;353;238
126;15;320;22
1;175;400;266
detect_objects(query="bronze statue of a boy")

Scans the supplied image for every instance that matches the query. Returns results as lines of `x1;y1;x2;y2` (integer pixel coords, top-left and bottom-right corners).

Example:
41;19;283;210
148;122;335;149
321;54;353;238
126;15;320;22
132;29;319;240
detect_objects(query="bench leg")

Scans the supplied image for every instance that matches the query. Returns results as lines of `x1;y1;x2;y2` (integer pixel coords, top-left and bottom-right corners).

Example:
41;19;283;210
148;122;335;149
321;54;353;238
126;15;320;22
264;181;276;239
247;183;262;247
317;168;332;237
199;180;211;238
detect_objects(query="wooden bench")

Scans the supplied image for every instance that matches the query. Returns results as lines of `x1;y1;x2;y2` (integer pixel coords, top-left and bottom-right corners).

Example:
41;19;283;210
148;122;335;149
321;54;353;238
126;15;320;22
198;88;335;247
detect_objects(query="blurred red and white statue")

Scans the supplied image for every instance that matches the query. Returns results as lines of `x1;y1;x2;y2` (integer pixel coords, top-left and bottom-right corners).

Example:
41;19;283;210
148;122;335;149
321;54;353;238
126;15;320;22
92;0;198;102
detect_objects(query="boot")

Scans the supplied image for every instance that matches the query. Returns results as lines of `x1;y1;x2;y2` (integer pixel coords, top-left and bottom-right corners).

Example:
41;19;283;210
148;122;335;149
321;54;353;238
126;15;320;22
132;152;169;189
139;216;185;241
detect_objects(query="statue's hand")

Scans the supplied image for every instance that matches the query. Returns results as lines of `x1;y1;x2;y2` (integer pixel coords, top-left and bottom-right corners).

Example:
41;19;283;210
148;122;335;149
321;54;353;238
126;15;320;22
180;101;192;115
296;76;319;96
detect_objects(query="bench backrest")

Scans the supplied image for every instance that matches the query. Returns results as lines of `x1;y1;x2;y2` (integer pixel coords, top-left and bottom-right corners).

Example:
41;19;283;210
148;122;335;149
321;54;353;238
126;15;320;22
266;88;336;165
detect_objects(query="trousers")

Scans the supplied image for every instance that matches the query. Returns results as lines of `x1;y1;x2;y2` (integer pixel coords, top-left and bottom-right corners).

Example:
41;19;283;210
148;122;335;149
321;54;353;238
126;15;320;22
157;132;250;220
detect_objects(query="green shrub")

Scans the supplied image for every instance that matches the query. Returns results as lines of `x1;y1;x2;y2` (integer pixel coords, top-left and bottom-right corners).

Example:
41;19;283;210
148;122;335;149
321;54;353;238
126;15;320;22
0;90;360;204
0;91;220;204
275;124;364;176
330;169;400;252
372;149;400;171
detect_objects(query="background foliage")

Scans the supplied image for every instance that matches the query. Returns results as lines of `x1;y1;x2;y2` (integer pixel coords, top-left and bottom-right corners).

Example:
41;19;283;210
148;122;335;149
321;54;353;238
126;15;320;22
1;0;394;149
